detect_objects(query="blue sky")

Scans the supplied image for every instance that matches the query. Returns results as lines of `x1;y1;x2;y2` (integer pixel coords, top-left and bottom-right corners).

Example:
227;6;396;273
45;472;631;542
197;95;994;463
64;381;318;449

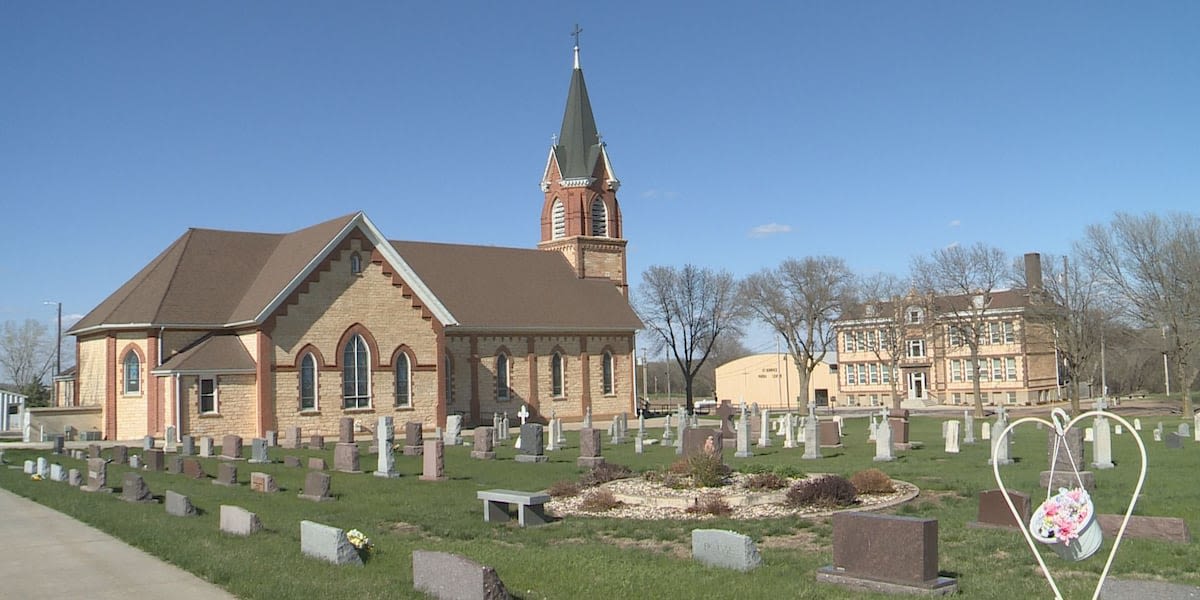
2;2;1198;355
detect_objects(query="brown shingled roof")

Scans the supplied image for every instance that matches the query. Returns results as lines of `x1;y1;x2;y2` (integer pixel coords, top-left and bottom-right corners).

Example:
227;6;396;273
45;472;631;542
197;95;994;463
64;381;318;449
390;240;642;331
153;334;256;373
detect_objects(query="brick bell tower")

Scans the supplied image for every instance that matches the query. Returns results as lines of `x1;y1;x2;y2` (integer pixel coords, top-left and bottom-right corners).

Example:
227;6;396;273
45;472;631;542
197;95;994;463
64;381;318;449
538;31;628;295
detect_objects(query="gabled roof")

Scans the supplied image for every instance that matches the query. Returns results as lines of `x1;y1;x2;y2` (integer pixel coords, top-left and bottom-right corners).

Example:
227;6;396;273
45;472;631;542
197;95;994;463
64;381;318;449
153;334;256;374
391;240;642;331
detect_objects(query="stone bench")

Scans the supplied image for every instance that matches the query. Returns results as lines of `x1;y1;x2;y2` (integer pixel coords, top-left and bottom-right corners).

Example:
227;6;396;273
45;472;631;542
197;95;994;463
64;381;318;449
477;489;550;527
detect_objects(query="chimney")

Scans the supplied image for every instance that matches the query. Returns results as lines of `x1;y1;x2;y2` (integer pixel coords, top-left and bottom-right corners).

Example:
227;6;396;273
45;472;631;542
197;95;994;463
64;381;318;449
1024;253;1043;292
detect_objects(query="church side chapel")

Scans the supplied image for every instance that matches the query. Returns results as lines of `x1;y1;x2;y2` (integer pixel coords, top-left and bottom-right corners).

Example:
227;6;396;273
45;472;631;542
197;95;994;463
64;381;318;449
64;40;641;441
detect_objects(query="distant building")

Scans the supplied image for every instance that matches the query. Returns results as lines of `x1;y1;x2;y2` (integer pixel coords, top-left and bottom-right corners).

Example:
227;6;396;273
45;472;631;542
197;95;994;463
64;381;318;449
714;354;841;408
62;41;641;441
835;253;1059;408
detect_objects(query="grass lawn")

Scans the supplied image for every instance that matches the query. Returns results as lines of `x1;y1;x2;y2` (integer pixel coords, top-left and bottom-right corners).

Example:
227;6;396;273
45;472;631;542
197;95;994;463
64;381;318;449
2;414;1198;599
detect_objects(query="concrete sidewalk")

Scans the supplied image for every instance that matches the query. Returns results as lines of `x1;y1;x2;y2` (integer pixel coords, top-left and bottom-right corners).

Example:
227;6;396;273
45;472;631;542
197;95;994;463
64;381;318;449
0;486;238;600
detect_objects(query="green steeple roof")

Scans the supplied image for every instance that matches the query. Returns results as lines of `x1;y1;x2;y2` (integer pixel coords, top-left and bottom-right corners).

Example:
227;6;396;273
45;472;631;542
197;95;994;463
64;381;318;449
553;47;603;180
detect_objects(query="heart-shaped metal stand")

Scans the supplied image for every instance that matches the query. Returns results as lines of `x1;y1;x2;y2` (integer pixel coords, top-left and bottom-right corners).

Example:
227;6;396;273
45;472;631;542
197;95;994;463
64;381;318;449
991;408;1148;600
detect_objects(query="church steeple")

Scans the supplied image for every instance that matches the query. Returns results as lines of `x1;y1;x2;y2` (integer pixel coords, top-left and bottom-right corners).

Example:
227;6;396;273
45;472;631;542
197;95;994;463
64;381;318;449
538;27;627;295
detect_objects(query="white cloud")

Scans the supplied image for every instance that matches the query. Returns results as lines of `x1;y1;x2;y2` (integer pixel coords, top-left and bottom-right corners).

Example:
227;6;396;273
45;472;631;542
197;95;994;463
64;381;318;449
948;219;961;228
748;223;792;238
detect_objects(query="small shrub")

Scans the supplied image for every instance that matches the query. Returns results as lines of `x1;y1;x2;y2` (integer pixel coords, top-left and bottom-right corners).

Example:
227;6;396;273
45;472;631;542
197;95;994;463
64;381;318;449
687;451;731;488
578;489;623;512
547;480;581;498
737;463;772;475
743;472;788;491
579;463;632;487
771;465;806;479
785;475;858;509
662;473;689;489
668;459;691;475
642;470;665;484
850;468;895;494
686;492;732;517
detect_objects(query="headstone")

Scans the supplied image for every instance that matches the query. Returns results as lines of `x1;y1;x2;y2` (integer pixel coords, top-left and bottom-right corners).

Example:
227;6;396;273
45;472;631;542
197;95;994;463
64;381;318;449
691;529;762;571
121;473;155;503
1115;424;1123;435
1155;422;1164;442
376;417;399;477
183;458;206;479
783;413;796;449
250;472;279;493
309;434;325;450
167;456;184;474
944;420;960;454
165;490;197;517
285;426;302;449
68;468;82;486
818;420;841;448
143;435;155;451
265;430;278;447
889;409;910;445
412;550;510;600
874;415;895;462
1096;514;1192;544
682;428;724;459
81;458;111;492
23;460;34;474
334;443;361;473
963;411;976;444
284;456;302;468
514;424;548;463
735;414;752;458
339;417;355;444
1040;427;1092;490
989;419;1013;466
1165;432;1183;449
51;434;65;455
803;410;822;460
969;489;1031;530
249;438;270;464
500;414;510;440
112;445;128;465
49;463;66;482
213;463;238;486
445;415;464;446
471;427;496;459
1134;418;1142;431
221;435;243;460
635;432;644;454
88;444;101;459
128;455;141;469
555;416;567;445
1084;427;1095;442
714;400;736;438
758;409;772;447
817;512;957;595
608;416;621;444
301;520;363;566
219;505;262;536
981;422;991;440
36;456;49;478
546;419;560;451
180;435;196;456
577;428;604;468
674;407;686;453
404;422;424;455
145;449;165;472
421;440;447;481
200;437;214;457
308;457;327;470
662;413;673;442
1092;416;1115;469
298;471;335;501
1179;423;1191;439
582;407;592;429
164;426;177;452
1195;412;1200;441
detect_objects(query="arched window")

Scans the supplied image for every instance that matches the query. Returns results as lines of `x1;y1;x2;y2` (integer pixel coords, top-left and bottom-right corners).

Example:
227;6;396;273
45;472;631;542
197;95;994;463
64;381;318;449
602;351;614;395
590;197;608;237
342;334;370;408
395;353;411;407
123;351;140;395
496;353;510;401
551;199;566;239
300;353;318;410
443;353;455;405
350;252;363;275
551;352;565;397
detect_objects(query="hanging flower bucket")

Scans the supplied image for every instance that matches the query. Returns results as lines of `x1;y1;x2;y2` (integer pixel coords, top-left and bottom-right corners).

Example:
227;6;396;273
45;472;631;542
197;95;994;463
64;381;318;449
1029;487;1103;561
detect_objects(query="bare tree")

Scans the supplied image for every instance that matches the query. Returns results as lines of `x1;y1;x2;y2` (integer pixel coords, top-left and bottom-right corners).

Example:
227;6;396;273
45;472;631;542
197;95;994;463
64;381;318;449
911;243;1010;417
741;256;854;408
854;273;927;410
0;319;54;405
1081;212;1200;416
636;265;745;413
1017;253;1119;413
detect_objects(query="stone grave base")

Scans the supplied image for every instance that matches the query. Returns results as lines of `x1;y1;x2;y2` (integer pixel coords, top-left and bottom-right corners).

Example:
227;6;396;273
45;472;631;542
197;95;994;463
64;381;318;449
403;445;423;456
298;493;335;502
373;470;401;479
895;441;924;451
80;486;113;493
816;567;958;596
514;455;549;464
576;457;606;468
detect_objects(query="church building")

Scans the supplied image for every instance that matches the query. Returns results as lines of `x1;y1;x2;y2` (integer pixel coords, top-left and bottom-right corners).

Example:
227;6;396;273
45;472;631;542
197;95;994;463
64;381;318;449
64;41;641;441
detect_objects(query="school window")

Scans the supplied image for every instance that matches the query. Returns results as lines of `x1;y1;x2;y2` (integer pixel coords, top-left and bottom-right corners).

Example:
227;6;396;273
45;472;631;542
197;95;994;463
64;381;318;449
1004;321;1015;344
123;351;140;394
906;339;925;358
602;351;615;395
869;363;879;384
395;353;411;407
908;307;923;324
300;353;318;410
965;360;974;381
978;360;990;382
342;334;371;409
990;322;1002;345
495;353;510;401
1007;392;1018;404
1006;357;1018;381
948;326;961;346
881;365;891;384
856;331;866;352
866;330;876;351
951;360;962;382
952;392;962;405
199;377;217;414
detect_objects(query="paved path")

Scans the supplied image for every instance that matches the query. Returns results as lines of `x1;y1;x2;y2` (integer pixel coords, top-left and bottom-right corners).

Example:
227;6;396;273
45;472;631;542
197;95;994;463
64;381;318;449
0;486;238;600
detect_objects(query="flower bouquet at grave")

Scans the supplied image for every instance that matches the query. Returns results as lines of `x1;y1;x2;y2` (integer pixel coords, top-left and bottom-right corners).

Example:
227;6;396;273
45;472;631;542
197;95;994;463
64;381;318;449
1029;487;1102;561
30;473;43;481
346;529;373;557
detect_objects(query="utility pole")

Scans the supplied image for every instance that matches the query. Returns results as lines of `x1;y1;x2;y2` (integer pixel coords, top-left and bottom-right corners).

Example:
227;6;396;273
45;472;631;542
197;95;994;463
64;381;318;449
1163;325;1171;396
43;301;62;378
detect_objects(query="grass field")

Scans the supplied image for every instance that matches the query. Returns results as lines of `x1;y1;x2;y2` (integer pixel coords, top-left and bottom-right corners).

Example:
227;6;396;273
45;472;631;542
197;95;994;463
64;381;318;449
2;413;1198;599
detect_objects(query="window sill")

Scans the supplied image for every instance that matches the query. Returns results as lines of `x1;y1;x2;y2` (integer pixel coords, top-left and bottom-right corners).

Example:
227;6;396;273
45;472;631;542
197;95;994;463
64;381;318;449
343;408;375;415
393;405;414;411
602;393;617;398
199;413;222;419
298;410;321;416
551;396;568;401
122;393;142;398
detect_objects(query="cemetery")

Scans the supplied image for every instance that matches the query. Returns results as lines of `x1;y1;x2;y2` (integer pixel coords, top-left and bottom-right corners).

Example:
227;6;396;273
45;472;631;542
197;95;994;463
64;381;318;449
0;407;1198;599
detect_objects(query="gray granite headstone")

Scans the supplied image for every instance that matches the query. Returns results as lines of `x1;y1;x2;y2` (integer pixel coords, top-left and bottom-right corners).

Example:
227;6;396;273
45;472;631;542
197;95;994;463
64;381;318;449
376;416;399;478
577;428;604;468
339;417;355;444
514;423;547;463
309;434;325;450
145;449;165;472
301;520;363;566
299;471;334;501
165;490;197;517
412;550;510;600
82;458;112;492
180;435;196;456
164;426;177;452
49;463;66;482
284;456;302;468
88;444;101;460
143;436;155;451
219;505;262;536
51;434;65;455
36;456;49;478
404;421;424;455
128;455;141;470
285;426;302;449
334;443;361;473
692;529;762;571
200;437;214;457
213;463;238;486
444;415;464;446
167;456;184;475
221;435;243;460
121;473;156;503
265;430;278;447
1166;432;1184;449
68;468;82;487
249;438;270;464
112;445;128;465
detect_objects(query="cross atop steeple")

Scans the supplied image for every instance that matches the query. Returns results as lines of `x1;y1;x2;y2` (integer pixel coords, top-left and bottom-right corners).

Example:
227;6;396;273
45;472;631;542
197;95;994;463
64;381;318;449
571;24;583;69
